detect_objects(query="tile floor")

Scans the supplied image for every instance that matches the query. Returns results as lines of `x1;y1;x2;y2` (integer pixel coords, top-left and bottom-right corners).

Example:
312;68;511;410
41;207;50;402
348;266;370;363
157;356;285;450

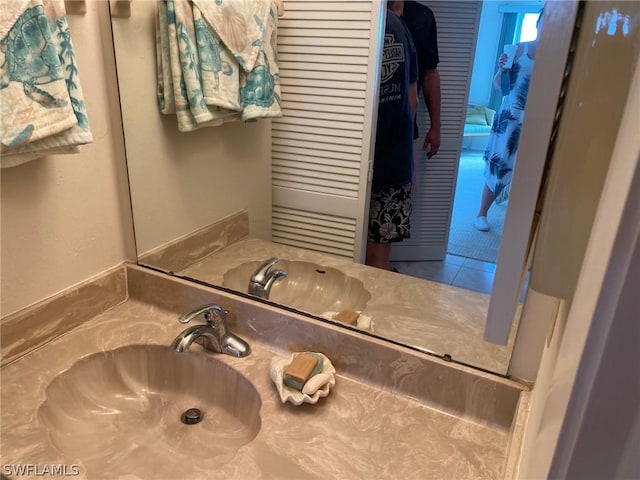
392;254;531;301
390;150;506;296
392;254;496;295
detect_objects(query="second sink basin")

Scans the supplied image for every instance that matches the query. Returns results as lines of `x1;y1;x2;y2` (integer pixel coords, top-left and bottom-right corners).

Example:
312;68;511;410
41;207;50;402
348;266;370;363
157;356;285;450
38;345;261;478
223;260;372;315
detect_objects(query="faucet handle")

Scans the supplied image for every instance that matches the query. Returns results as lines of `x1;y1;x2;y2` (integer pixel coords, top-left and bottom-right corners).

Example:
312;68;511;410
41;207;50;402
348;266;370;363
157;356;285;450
178;304;228;325
251;257;280;283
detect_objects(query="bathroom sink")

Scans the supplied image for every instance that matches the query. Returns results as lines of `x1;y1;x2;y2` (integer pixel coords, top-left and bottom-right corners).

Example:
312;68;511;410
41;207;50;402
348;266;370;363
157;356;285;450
38;345;261;478
223;260;372;315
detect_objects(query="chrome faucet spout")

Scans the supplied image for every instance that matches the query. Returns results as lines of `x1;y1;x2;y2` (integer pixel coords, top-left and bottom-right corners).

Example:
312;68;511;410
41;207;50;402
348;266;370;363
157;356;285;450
250;257;280;284
263;269;288;297
248;258;288;299
170;304;250;358
171;324;221;353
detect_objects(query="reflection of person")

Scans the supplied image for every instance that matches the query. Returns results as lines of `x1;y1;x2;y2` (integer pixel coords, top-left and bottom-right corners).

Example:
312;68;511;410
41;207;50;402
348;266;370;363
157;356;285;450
474;13;542;232
393;0;441;160
366;4;418;270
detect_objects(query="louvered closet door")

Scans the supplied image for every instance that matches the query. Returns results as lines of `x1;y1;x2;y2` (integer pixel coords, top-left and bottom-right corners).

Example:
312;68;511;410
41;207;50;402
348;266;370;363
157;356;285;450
391;1;481;261
272;1;383;260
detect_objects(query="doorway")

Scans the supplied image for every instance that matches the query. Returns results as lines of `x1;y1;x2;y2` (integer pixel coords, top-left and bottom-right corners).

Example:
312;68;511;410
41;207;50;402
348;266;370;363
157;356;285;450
392;2;543;295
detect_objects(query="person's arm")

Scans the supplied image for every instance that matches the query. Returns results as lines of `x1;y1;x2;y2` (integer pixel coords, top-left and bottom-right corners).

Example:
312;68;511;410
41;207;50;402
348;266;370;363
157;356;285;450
421;68;441;158
493;44;523;90
493;57;507;90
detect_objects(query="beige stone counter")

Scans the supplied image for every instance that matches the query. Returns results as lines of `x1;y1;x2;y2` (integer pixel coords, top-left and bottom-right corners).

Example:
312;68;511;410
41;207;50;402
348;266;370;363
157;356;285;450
1;265;527;479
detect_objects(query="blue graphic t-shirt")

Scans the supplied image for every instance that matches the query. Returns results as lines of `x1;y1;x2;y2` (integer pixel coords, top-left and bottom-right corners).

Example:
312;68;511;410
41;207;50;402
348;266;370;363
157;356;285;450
372;11;418;191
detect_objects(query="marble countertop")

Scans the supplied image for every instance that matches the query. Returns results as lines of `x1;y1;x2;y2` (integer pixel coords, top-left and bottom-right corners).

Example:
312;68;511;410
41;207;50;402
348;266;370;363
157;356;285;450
1;279;517;479
176;237;517;373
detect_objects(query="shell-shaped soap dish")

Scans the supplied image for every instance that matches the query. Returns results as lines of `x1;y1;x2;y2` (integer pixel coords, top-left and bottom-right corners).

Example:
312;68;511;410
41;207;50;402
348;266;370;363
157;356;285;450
270;352;336;405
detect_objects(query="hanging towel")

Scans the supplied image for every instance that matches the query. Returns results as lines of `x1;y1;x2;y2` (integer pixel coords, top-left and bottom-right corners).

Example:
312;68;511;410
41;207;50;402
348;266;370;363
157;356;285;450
193;0;282;121
156;0;241;132
156;0;282;132
192;0;272;72
237;4;281;122
1;0;93;168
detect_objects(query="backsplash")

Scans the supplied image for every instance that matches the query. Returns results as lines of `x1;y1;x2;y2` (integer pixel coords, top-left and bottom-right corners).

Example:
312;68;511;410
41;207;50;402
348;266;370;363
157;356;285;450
0;265;127;367
138;211;249;273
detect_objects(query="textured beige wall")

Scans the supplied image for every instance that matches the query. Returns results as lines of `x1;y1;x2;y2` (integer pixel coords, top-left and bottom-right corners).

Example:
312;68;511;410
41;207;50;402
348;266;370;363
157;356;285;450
1;2;136;316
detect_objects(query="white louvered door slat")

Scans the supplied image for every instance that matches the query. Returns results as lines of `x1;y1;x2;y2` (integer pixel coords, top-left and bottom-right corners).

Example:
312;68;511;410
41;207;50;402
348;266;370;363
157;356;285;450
279;30;371;40
278;45;369;56
272;144;362;163
280;2;372;12
279;85;367;99
279;78;368;92
278;53;369;65
275;115;364;131
273;123;363;138
279;61;369;74
280;93;366;107
277;109;364;123
280;100;365;116
273;130;363;147
278;69;368;82
278;36;369;49
391;0;481;261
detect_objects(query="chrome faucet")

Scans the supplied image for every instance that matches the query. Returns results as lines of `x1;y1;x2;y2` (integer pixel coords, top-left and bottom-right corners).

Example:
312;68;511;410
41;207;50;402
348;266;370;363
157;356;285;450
248;257;288;299
170;304;250;357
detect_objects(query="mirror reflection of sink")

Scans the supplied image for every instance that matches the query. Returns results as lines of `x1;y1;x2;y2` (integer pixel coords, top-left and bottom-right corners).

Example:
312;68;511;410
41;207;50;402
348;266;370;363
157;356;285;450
223;260;372;315
38;345;261;478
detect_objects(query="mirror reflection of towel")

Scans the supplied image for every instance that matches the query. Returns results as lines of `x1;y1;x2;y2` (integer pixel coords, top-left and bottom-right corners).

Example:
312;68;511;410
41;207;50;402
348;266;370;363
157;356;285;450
156;0;283;132
193;0;272;72
1;0;93;168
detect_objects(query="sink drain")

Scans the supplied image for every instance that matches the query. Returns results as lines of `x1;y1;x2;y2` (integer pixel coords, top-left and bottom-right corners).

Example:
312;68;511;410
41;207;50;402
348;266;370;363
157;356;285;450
181;408;204;425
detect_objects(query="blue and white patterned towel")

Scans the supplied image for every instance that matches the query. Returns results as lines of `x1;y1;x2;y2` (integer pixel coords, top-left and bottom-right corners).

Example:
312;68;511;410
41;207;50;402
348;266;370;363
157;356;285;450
156;0;283;132
0;0;93;168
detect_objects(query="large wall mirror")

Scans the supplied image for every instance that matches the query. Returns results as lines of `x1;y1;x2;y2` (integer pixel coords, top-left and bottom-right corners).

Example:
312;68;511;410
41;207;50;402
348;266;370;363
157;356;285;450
110;0;577;375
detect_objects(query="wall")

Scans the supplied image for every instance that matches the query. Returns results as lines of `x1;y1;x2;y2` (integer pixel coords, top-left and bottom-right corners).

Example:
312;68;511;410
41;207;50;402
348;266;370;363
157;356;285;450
110;1;272;256
0;2;136;317
468;1;502;106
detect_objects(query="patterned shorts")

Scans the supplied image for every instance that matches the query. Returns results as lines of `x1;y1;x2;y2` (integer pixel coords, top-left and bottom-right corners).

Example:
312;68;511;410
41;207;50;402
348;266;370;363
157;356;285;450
367;183;412;243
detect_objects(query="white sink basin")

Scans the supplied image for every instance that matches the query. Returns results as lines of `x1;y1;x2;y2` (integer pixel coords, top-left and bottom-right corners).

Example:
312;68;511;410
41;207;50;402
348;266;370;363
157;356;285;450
38;345;261;478
223;260;371;315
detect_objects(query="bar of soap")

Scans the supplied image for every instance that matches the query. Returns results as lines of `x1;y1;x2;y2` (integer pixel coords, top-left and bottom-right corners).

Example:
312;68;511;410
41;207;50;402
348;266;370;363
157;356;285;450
302;372;332;395
333;309;360;325
284;353;319;384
